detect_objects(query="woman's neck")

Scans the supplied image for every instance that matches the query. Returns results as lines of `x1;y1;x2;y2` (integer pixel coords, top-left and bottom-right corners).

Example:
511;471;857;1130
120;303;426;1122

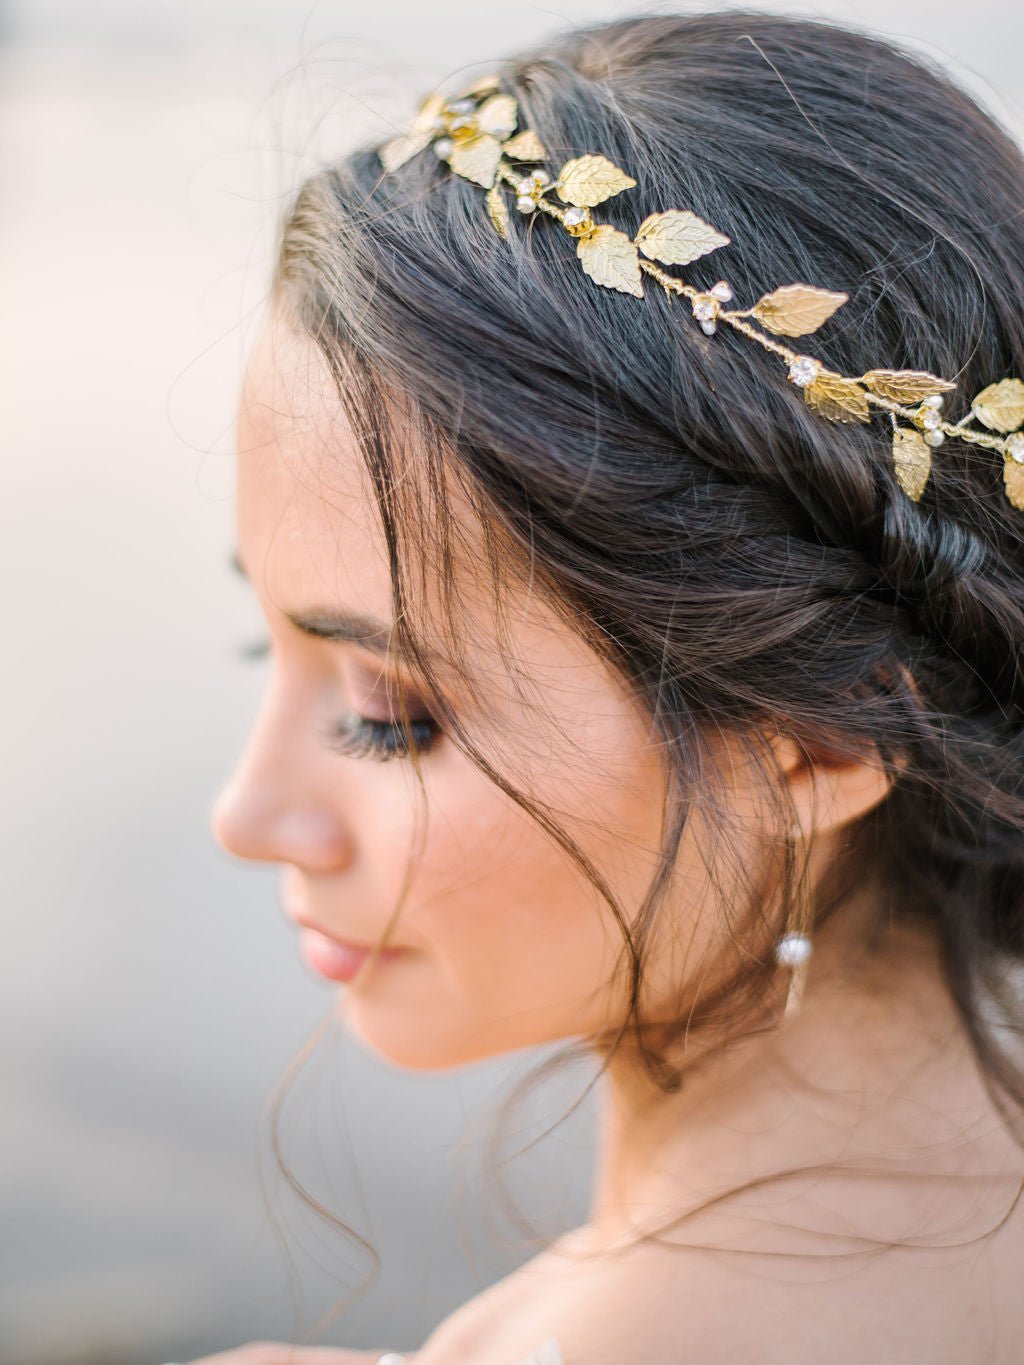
586;894;972;1249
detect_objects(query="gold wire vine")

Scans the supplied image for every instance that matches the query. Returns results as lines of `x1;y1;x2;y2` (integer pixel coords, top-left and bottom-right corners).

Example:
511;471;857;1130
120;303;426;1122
379;76;1024;512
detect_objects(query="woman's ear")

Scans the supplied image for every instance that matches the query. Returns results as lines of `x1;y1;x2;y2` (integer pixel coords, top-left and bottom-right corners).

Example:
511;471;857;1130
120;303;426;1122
767;731;895;840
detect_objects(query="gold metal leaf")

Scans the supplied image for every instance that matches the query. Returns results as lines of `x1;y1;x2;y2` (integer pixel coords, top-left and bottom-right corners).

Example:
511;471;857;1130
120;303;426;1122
862;369;957;404
971;378;1024;433
892;428;932;502
556;154;637;208
634;210;730;267
804;371;871;423
448;134;503;188
454;72;502;99
476;93;518;140
752;284;848;337
378;91;447;172
485;183;509;239
500;129;548;161
576;225;643;297
1005;457;1024;511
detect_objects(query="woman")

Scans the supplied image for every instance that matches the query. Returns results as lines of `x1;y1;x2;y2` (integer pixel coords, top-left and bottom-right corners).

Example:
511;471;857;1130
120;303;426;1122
195;11;1024;1363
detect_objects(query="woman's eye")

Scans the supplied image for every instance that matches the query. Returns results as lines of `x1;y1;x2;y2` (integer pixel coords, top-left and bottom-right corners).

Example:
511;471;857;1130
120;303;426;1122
233;637;440;761
327;710;441;762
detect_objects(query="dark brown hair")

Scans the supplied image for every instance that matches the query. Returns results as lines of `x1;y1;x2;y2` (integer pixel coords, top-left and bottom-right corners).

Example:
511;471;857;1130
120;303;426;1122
262;7;1024;1326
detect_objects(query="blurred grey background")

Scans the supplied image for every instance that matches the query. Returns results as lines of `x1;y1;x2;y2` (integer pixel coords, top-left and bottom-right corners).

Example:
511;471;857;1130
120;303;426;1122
1;2;1021;1363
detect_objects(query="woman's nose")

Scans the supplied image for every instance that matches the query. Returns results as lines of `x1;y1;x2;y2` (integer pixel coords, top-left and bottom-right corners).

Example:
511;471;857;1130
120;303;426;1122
209;685;354;872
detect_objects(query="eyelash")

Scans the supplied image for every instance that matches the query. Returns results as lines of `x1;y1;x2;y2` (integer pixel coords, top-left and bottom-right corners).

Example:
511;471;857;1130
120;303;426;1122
235;636;441;762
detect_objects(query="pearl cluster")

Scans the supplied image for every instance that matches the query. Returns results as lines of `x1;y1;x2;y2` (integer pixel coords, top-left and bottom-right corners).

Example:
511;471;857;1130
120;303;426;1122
912;393;947;448
516;168;554;213
690;280;734;335
431;95;514;161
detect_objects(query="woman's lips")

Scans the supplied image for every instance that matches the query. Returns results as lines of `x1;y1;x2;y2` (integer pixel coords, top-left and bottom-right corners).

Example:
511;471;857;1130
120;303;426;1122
293;920;407;984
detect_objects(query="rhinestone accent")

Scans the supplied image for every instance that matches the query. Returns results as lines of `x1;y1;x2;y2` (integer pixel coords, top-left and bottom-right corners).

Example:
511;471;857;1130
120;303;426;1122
788;356;821;388
919;407;942;431
563;207;588;226
710;280;734;303
1006;432;1024;465
692;295;719;322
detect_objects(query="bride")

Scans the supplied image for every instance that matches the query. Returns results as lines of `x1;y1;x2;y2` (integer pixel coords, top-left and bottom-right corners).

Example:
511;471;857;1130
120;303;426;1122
191;11;1024;1363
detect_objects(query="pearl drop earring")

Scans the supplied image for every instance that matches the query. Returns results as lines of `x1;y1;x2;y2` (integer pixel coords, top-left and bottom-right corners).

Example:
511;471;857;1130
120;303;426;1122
774;821;814;1019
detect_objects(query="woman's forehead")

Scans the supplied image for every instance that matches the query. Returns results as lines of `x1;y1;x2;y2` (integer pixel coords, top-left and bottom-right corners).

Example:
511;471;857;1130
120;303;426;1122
234;309;618;717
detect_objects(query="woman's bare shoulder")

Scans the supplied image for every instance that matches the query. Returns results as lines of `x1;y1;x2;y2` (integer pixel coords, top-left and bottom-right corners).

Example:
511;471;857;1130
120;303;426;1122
416;1160;1024;1365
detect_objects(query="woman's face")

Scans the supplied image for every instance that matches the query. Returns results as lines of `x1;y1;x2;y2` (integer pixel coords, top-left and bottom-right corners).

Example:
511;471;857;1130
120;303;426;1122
211;308;751;1071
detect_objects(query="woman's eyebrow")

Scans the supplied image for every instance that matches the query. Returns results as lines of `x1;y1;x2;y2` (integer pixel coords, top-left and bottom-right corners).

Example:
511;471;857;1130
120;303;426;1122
230;548;396;658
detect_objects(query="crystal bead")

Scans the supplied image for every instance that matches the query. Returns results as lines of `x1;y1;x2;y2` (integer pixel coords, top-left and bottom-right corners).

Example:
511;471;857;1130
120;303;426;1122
788;356;821;388
919;407;942;431
710;280;734;303
1006;432;1024;465
433;137;454;159
692;296;719;322
563;207;588;226
925;429;946;447
699;319;717;336
775;933;813;967
516;195;536;213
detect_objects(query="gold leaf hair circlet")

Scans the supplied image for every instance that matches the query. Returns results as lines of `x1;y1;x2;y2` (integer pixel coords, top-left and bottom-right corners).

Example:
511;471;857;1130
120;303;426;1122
378;75;1024;513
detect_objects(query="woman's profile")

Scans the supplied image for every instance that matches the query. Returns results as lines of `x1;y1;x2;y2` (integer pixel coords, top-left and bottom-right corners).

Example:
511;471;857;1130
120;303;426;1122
189;10;1024;1363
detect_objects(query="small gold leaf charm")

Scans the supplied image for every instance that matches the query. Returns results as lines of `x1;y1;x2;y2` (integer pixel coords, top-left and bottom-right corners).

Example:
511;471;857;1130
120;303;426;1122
485;182;509;239
892;427;932;501
804;370;871;423
501;129;547;161
1005;457;1024;511
576;225;643;297
751;284;848;337
971;378;1024;433
378;90;447;172
454;72;502;100
476;93;518;140
449;134;504;188
556;154;637;208
634;210;730;267
862;369;957;404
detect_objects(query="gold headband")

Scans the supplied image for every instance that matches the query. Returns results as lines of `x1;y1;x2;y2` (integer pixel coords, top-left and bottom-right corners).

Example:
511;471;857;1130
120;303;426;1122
378;75;1024;513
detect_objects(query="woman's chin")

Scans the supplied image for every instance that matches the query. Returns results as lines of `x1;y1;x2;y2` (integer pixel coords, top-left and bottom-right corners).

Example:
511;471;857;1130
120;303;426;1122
336;993;529;1072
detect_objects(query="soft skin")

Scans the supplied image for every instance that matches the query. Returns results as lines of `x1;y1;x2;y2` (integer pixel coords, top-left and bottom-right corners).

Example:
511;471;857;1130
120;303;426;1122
211;307;889;1072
